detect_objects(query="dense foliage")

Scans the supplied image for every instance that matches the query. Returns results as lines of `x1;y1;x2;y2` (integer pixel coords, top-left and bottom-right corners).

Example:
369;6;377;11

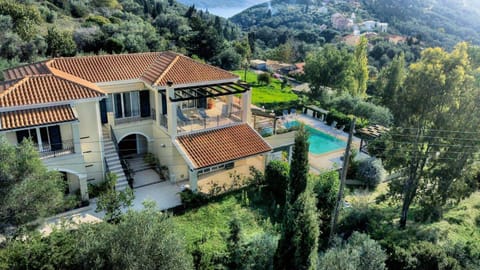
0;0;243;78
0;137;69;228
379;43;480;227
0;202;193;270
319;232;387;270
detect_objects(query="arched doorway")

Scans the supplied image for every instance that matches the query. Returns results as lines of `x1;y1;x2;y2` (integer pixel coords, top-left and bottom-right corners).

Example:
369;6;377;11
118;133;148;157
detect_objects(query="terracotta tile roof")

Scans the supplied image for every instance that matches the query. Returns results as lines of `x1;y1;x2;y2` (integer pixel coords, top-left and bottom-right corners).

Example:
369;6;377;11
0;105;76;131
3;52;238;87
0;79;20;92
154;54;238;86
140;52;177;84
0;74;104;107
177;124;272;169
49;52;163;83
3;61;50;81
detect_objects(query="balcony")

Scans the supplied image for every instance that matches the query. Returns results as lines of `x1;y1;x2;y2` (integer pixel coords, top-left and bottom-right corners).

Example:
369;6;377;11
38;139;75;159
113;109;156;126
177;108;243;134
159;100;244;134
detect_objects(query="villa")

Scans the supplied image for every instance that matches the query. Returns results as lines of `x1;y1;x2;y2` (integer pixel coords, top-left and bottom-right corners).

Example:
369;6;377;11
0;52;274;201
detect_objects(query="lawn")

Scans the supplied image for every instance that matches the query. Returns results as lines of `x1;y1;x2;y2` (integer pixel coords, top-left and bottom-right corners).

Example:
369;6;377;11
173;190;278;264
232;70;298;105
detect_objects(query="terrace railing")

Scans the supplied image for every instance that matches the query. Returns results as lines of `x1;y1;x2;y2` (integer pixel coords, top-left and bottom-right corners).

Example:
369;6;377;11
114;109;156;125
38;139;75;159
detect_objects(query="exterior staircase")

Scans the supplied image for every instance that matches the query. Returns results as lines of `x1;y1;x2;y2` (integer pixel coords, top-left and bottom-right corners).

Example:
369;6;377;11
102;126;129;191
125;155;152;173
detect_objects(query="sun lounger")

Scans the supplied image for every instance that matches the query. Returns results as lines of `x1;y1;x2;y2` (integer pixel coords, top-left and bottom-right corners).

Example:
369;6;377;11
221;104;230;117
177;106;190;123
331;120;337;128
198;108;209;119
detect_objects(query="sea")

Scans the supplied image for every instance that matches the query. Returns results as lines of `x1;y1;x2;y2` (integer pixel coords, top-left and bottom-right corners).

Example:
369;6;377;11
177;0;267;18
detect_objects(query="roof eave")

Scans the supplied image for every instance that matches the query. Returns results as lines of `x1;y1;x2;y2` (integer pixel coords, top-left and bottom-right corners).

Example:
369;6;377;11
0;119;79;132
155;78;240;90
0;96;105;113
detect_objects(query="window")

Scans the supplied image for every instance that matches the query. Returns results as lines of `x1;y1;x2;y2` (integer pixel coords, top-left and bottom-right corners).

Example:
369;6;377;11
113;91;140;119
16;128;38;144
15;125;62;151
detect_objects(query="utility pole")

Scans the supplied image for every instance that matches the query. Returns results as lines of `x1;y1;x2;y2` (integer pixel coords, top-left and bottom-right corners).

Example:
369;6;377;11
328;118;356;245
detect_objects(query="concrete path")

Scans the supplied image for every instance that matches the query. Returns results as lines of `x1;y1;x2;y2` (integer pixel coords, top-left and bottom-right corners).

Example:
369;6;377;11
40;170;182;234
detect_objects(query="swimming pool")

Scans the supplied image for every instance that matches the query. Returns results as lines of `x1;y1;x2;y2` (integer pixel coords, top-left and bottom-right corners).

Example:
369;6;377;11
284;120;346;154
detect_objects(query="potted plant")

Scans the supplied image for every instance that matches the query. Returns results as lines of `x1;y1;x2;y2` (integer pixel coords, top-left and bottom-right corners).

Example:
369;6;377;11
207;98;215;109
160;165;169;180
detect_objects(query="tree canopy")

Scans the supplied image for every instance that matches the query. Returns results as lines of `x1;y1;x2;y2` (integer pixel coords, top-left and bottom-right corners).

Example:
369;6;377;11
0;137;67;228
379;43;480;227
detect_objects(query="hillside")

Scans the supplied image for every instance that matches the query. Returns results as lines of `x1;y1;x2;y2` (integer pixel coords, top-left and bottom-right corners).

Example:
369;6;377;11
0;0;241;77
231;0;480;50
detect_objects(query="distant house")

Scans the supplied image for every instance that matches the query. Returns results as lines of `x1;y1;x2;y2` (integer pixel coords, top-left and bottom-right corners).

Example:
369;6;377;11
378;22;388;33
289;62;305;76
360;20;377;31
359;20;388;33
331;13;354;31
250;59;267;71
266;60;296;75
292;83;311;94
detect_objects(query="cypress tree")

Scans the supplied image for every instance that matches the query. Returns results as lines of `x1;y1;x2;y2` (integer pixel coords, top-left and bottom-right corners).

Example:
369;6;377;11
288;123;309;203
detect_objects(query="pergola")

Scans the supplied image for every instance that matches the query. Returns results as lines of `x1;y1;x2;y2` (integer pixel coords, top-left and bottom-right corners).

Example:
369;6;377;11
357;124;390;154
303;105;329;121
166;82;249;102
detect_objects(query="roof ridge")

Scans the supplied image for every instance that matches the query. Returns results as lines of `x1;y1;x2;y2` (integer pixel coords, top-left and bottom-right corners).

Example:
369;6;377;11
139;51;175;81
53;52;161;61
2;60;49;74
154;55;180;86
0;76;30;99
46;61;106;95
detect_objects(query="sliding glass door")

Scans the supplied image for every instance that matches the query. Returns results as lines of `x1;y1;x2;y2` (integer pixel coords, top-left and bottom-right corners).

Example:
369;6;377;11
113;92;140;119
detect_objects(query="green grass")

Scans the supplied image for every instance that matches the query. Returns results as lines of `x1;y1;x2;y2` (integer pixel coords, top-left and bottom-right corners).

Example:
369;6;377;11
232;70;298;105
173;191;278;258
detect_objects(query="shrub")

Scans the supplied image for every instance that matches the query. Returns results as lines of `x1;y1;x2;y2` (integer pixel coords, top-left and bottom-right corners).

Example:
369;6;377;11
338;204;383;238
70;1;89;18
409;241;460;270
87;180;110;198
86;15;110;26
240;233;278;269
179;189;209;208
257;72;271;85
356;158;386;189
265;160;289;205
319;232;387;270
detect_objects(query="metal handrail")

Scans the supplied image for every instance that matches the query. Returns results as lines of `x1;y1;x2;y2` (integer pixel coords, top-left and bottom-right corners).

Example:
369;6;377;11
109;125;119;154
38;139;75;158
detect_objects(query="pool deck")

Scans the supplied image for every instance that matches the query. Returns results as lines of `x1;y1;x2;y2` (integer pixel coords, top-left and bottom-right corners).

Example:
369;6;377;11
292;114;362;174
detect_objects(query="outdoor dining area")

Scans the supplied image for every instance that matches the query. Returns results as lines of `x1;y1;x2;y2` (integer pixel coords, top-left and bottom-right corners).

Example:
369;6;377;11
176;98;243;133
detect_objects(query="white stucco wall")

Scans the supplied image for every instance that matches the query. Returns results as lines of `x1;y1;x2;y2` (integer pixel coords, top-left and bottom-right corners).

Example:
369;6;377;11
74;101;104;184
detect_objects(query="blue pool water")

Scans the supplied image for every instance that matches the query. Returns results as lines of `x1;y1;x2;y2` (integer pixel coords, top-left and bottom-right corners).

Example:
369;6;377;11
284;120;346;154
